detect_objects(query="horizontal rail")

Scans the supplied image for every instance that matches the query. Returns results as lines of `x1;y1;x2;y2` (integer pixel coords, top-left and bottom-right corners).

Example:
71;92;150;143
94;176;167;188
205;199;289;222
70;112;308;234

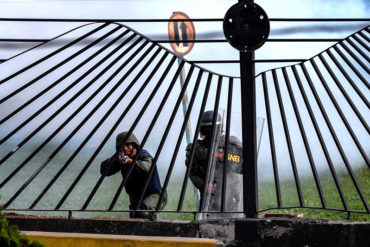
190;59;306;64
3;206;368;215
0;38;342;43
0;18;369;22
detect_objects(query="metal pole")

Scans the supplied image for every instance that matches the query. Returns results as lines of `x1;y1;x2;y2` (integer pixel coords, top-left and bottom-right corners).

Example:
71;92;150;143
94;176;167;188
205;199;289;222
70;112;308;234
177;57;193;144
176;57;201;213
240;51;257;218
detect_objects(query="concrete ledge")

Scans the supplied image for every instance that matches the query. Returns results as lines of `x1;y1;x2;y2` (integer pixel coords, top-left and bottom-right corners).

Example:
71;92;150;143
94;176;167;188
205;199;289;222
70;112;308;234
8;215;370;246
26;231;220;247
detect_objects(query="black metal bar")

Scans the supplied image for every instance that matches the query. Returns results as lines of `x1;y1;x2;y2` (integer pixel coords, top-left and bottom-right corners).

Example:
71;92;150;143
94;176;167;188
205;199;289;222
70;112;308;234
0;25;119;104
221;77;233;212
305;60;369;212
4;206;368;214
0;22;109;85
240;50;258;217
0;39;49;42
262;73;282;208
152;39;341;43
189;59;307;64
339;42;370;74
272;69;304;207
317;54;370;165
346;37;370;63
282;67;326;208
54;44;160;210
175;72;212;212
0;17;368;22
199;76;223;213
81;50;171;210
135;69;203;213
0;23;94;63
0;38;341;45
352;34;370;53
29;39;150;209
298;64;349;211
333;45;370;91
2;39;149;204
0;34;141;167
358;30;370;43
0;26;127;125
326;49;370;120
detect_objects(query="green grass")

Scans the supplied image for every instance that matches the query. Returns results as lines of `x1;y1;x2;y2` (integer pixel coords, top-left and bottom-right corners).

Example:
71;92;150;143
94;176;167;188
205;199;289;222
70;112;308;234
258;166;370;221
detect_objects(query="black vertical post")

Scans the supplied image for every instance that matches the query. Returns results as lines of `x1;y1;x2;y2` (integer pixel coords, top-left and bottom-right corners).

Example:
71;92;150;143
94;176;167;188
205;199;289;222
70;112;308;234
240;50;257;218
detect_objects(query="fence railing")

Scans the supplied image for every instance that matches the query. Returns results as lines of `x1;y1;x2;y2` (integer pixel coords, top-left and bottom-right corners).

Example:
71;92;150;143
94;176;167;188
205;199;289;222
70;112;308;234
0;18;369;219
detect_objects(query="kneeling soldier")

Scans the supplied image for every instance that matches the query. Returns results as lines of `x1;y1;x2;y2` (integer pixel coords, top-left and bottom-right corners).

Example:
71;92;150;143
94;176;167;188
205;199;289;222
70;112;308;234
100;132;167;220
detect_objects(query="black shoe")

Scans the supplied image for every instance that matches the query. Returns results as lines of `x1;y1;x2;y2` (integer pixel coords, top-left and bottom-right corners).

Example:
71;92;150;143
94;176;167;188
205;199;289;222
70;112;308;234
131;211;150;219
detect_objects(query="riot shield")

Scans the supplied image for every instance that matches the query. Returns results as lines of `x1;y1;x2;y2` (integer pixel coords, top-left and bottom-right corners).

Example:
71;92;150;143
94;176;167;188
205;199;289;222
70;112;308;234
204;135;243;219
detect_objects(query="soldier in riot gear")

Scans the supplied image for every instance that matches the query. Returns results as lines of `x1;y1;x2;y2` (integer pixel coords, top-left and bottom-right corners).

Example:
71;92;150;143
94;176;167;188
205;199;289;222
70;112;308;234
185;110;243;218
100;132;167;220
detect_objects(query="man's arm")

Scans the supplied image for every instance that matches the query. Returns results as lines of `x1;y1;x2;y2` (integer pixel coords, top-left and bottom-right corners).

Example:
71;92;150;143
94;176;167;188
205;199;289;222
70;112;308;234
100;154;121;176
134;153;152;173
189;174;204;191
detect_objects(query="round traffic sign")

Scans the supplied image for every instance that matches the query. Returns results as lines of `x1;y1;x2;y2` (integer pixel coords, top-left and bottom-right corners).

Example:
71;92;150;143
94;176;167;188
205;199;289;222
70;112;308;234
168;12;196;56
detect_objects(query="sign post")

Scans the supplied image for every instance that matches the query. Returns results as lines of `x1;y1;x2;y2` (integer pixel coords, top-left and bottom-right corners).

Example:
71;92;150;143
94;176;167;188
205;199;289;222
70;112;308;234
168;12;200;213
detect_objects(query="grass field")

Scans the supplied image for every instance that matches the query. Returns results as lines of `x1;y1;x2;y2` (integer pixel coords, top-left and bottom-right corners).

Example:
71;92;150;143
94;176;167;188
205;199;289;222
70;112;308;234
0;141;369;221
258;166;370;221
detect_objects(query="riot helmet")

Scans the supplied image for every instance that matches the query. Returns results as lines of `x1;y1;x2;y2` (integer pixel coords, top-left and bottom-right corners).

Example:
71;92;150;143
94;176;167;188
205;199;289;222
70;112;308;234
200;111;222;139
116;132;140;152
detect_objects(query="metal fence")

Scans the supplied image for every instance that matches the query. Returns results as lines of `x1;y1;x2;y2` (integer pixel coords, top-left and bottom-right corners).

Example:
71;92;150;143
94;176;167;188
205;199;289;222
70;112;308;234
0;17;369;219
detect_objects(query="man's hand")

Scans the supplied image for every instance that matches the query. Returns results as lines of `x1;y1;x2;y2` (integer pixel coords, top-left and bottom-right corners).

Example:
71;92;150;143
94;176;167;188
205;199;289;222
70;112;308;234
207;183;217;194
124;156;133;164
118;153;129;165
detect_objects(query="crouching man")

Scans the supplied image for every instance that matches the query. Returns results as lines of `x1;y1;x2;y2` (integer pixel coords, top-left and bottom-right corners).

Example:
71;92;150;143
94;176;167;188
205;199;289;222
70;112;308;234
100;131;167;220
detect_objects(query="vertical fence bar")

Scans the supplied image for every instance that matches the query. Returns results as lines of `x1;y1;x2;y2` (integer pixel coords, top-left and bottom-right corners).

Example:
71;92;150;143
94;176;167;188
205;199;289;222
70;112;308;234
339;42;370;74
221;77;233;212
317;54;370;165
262;72;282;208
297;64;349;211
240;50;257;217
346;37;370;63
176;72;213;212
352;35;370;53
272;69;304;207
326;49;370;130
282;67;326;208
199;76;223;214
333;46;369;90
307;60;369;212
